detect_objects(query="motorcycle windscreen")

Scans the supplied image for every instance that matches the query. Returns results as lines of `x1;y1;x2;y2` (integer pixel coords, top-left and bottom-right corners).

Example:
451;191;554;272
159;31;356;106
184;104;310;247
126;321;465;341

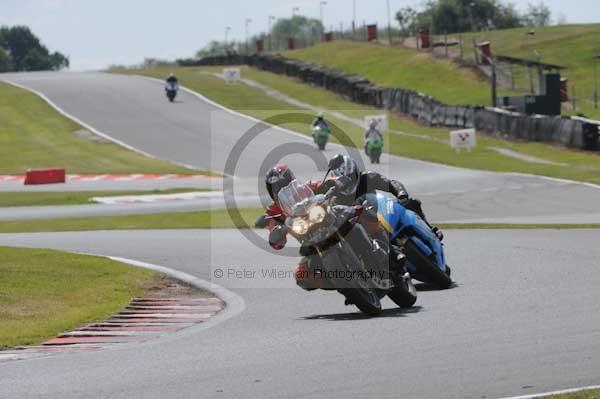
278;180;315;217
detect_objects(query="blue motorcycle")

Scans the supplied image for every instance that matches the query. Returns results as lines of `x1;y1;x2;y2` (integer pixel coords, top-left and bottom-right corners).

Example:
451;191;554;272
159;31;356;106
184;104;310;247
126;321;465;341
365;192;453;289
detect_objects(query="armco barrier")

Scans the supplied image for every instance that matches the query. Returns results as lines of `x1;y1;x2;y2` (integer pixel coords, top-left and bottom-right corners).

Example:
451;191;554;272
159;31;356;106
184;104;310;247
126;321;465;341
24;168;66;185
186;54;600;151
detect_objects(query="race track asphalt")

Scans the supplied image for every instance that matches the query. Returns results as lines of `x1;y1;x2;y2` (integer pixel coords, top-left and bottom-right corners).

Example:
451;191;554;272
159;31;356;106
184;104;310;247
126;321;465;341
0;71;599;398
2;71;600;223
0;229;599;399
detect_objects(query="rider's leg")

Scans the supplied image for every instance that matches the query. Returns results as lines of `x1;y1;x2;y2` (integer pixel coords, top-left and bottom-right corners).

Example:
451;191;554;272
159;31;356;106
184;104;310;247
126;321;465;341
344;223;391;277
402;197;443;241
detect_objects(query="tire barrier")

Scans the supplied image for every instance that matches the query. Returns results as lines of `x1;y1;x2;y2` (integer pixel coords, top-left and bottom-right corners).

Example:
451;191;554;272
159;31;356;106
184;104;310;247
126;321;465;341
184;54;600;152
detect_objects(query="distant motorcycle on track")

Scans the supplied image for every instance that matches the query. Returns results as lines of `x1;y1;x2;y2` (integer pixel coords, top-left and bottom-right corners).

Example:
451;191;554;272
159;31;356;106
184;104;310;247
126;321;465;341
312;125;330;151
366;138;384;164
165;82;178;102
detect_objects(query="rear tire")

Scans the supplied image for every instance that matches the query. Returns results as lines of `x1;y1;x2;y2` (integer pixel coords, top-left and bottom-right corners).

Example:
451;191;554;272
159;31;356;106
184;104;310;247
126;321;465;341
404;240;452;289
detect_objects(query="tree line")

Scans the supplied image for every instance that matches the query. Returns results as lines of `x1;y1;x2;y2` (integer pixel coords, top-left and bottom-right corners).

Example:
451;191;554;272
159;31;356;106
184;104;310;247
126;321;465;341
191;0;555;59
0;26;69;72
194;15;325;58
396;0;553;36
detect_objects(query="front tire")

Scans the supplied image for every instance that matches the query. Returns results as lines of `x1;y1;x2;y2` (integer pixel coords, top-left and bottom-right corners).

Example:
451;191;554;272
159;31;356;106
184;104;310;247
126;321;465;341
404;240;452;289
387;274;417;308
342;288;382;316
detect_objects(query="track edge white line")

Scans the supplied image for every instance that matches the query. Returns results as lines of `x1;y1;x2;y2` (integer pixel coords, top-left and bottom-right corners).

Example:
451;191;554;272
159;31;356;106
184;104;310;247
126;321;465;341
497;384;600;399
131;74;600;192
0;77;209;173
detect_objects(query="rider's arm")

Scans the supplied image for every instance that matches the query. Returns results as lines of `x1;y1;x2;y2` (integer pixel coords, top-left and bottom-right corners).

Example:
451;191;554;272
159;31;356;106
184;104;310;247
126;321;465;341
265;203;287;250
360;172;409;202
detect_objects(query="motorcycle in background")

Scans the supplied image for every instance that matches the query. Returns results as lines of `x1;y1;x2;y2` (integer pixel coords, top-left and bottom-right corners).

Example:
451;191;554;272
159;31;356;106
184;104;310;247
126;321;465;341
165;82;178;102
366;138;384;164
312;125;330;151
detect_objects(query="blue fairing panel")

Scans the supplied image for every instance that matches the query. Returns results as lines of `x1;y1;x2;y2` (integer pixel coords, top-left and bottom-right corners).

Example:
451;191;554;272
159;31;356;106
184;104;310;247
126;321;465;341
375;193;446;271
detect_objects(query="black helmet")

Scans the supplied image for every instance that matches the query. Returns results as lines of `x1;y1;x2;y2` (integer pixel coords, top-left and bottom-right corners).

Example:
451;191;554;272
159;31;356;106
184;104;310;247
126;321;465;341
266;164;295;201
330;155;360;196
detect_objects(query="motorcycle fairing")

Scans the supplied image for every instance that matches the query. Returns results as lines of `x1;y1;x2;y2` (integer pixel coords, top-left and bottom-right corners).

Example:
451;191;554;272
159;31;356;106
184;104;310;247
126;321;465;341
375;193;446;272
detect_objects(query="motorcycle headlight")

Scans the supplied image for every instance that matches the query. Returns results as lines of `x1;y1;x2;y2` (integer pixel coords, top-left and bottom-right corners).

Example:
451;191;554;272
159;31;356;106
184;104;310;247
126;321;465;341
308;205;326;223
290;218;310;235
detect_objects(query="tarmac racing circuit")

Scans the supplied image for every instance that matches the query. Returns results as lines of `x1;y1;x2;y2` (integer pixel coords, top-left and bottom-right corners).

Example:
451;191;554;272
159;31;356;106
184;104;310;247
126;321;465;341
1;71;599;399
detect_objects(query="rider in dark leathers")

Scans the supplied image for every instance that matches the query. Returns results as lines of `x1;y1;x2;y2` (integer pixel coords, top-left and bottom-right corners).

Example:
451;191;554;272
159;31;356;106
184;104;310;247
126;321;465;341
166;73;178;84
319;154;433;228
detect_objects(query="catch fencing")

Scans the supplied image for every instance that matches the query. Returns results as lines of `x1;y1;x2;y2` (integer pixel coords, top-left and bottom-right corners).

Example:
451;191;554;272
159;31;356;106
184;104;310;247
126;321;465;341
190;54;600;151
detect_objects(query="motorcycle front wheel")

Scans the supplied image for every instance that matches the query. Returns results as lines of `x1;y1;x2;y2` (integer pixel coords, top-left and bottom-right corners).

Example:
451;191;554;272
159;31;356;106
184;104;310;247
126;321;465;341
404;240;452;289
387;274;417;308
341;287;382;316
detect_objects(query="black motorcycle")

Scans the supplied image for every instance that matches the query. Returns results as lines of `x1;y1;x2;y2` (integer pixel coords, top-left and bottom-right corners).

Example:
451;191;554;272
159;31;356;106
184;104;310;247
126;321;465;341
276;179;417;316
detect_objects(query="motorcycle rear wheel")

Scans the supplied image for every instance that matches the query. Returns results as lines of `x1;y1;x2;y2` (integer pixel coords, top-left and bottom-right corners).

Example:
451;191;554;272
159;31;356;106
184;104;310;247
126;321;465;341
404;240;452;289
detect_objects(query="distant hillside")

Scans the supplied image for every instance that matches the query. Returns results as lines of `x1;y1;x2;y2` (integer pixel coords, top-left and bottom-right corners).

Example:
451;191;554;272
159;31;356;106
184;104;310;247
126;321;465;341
284;24;600;119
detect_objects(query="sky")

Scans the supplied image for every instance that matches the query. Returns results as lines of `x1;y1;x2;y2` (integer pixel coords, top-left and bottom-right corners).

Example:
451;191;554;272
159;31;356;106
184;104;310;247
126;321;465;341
1;0;599;71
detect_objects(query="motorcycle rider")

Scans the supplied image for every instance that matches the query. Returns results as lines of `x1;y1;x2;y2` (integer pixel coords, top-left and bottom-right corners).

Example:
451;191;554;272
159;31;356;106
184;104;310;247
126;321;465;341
311;112;330;142
261;162;404;291
327;154;443;240
166;73;179;85
312;112;330;130
364;119;384;154
262;164;332;290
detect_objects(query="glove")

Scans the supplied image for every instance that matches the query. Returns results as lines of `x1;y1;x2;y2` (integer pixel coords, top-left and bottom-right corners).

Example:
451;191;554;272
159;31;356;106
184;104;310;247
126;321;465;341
269;225;287;250
299;245;315;257
361;200;378;222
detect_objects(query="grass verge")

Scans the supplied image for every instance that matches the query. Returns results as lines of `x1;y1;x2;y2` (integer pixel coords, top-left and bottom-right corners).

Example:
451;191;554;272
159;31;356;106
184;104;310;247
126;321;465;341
285;25;600;120
118;66;600;185
285;40;493;106
0;209;598;233
0;80;205;175
0;246;157;349
0;208;264;233
541;388;600;398
0;188;206;207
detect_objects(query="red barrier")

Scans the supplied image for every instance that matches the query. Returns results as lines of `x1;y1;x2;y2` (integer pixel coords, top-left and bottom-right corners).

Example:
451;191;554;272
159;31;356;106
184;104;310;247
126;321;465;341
287;37;296;50
256;39;264;53
24;168;66;185
560;78;569;102
478;41;492;65
419;28;430;49
367;24;377;41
